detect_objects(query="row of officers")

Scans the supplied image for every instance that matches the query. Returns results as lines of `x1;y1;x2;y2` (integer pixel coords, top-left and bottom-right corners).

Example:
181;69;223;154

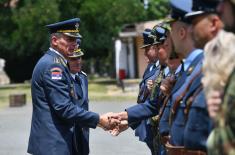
27;0;235;154
116;0;235;155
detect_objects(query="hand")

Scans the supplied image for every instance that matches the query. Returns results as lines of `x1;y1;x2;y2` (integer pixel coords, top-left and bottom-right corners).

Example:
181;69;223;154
207;90;222;120
115;111;128;121
98;112;121;130
160;76;176;95
109;120;129;136
147;80;154;92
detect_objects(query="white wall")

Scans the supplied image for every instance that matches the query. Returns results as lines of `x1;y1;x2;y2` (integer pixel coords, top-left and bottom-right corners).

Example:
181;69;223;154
115;38;136;79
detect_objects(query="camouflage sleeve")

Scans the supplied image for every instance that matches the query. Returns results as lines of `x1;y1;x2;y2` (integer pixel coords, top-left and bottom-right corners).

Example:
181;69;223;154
207;70;235;155
222;69;235;133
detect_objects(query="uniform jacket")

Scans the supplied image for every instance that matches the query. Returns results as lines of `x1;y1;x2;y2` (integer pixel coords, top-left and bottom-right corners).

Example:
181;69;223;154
135;63;161;143
159;51;203;137
27;49;99;155
169;52;204;146
72;72;90;155
127;64;163;126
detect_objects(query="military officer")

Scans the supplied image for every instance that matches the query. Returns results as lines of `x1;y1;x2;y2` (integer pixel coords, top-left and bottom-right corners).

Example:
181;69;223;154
178;0;223;154
156;1;208;155
67;39;90;155
112;24;178;155
27;18;120;155
134;28;161;155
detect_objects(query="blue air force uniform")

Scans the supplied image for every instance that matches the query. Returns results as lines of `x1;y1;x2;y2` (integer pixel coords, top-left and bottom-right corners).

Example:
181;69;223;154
135;61;161;152
127;26;169;125
71;71;90;155
182;0;219;151
133;28;161;154
27;19;99;155
69;45;90;155
169;49;204;146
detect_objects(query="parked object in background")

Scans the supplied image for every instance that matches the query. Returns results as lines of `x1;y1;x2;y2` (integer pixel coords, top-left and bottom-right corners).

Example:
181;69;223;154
9;93;26;107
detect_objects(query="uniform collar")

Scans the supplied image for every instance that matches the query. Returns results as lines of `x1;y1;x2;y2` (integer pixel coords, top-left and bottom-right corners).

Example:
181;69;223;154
149;60;160;72
70;73;80;80
49;47;67;64
164;67;170;76
175;64;182;75
183;49;203;71
70;73;76;80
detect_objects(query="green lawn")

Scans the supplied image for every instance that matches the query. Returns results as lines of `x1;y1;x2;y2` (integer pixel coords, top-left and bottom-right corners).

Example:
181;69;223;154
0;78;137;108
0;84;31;108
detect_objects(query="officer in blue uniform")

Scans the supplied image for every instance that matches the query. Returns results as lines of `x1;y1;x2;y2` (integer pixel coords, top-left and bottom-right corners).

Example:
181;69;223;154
158;0;194;145
158;1;207;155
27;18;119;155
135;28;161;155
124;25;169;126
116;24;171;155
68;39;91;155
182;0;220;153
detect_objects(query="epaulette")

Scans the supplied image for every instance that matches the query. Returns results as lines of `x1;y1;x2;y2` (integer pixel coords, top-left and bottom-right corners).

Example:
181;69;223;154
53;57;60;64
53;57;67;67
81;71;87;77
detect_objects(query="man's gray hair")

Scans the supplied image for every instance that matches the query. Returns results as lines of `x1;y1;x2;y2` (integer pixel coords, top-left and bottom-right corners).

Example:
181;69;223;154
49;33;63;45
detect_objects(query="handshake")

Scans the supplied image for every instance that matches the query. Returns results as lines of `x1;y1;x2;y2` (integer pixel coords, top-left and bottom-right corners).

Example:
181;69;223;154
98;111;129;136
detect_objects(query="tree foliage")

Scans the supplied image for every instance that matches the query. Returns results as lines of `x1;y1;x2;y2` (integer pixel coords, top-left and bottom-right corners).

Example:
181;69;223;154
0;0;169;82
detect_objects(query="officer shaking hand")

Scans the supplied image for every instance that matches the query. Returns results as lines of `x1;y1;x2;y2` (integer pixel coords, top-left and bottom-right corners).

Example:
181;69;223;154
27;18;120;155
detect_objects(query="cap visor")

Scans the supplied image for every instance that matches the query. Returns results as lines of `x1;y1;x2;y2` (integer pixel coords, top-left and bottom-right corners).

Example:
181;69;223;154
68;54;84;58
163;16;176;23
140;44;152;49
68;51;84;58
185;11;205;19
64;32;82;38
153;41;162;45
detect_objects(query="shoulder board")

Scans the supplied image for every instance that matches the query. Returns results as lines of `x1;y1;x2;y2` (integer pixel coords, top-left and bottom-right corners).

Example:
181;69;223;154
53;57;66;67
81;71;87;77
53;57;60;64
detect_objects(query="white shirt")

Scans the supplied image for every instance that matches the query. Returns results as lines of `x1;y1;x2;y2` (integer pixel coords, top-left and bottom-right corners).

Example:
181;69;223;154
149;61;160;72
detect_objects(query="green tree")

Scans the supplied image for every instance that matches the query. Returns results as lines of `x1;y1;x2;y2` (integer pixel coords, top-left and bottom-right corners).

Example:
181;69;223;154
0;0;169;82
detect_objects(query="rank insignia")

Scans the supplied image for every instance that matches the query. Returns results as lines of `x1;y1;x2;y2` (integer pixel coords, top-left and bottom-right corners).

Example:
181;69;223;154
187;66;194;76
51;67;63;80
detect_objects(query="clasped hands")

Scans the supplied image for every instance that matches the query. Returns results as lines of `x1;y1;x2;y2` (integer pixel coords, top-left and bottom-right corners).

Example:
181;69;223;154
98;111;129;136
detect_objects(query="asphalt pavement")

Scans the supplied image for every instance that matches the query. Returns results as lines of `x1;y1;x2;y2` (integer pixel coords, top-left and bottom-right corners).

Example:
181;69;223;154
0;101;150;155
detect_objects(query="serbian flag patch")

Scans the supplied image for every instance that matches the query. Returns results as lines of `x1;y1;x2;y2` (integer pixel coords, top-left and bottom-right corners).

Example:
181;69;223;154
50;67;63;80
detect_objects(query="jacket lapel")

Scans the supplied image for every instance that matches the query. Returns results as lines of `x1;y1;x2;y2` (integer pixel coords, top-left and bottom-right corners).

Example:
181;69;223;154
79;75;86;106
171;52;204;95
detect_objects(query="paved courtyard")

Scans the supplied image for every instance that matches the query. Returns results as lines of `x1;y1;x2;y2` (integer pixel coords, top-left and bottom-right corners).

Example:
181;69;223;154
0;101;150;155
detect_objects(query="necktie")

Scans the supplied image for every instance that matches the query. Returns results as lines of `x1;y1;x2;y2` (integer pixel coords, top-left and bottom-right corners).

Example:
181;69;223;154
75;75;81;85
74;75;83;100
150;64;157;72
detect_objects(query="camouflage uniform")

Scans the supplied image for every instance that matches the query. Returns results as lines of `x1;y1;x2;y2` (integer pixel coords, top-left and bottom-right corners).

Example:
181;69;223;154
207;69;235;155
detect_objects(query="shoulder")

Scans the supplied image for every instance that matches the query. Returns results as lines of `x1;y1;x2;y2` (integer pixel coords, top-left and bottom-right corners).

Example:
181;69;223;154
40;55;68;80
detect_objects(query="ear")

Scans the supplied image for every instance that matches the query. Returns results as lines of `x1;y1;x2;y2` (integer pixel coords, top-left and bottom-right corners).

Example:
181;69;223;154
179;26;187;40
51;35;58;46
210;15;221;35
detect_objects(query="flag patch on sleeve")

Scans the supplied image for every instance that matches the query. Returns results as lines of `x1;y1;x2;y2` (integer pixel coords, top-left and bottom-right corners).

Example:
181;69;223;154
50;67;63;80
